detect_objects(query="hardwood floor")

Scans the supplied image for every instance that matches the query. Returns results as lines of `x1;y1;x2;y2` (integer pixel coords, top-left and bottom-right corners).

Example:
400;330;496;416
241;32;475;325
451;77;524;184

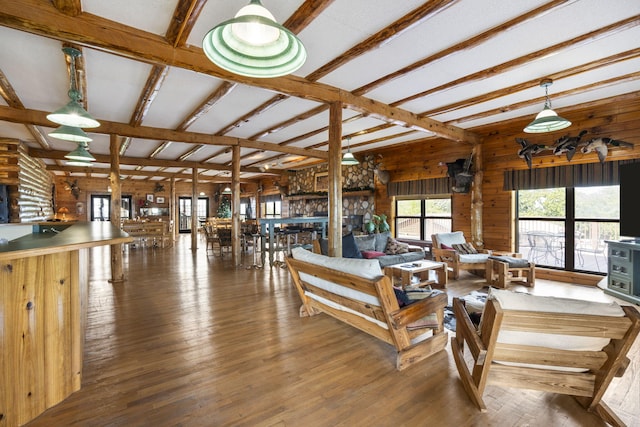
25;235;640;427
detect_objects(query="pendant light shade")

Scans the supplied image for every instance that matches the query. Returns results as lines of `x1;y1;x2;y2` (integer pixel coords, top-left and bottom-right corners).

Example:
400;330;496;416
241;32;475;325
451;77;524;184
202;0;306;78
47;100;100;128
65;141;95;166
524;79;571;133
222;186;232;194
49;125;92;142
341;137;360;165
47;47;100;128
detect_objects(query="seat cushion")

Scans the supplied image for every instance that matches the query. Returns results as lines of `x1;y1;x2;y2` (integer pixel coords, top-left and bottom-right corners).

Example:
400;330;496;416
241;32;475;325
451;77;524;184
489;255;530;268
458;253;489;263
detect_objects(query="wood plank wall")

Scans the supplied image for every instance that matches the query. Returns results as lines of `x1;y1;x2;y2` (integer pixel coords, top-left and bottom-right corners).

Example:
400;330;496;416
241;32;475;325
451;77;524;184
374;94;640;252
0;139;53;222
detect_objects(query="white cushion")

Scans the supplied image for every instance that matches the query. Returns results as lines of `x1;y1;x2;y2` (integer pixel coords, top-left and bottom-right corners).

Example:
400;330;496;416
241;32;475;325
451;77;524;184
291;246;382;279
435;231;466;248
459;253;489;263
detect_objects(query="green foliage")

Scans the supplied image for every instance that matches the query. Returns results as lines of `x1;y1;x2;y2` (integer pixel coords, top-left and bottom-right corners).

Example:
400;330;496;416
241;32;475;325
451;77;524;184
217;196;231;218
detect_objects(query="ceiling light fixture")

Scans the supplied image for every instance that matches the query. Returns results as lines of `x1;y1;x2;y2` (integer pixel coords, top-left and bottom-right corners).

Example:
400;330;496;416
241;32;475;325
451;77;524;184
341;137;359;165
524;78;571;133
65;141;96;167
202;0;306;78
47;47;100;128
49;125;92;142
222;186;232;194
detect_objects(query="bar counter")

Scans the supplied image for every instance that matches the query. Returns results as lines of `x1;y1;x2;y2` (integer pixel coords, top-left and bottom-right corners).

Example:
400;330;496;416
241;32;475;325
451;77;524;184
0;222;131;427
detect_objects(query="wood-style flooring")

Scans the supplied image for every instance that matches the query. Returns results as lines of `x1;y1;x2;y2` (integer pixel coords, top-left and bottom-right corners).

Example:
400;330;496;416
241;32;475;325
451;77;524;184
25;235;640;427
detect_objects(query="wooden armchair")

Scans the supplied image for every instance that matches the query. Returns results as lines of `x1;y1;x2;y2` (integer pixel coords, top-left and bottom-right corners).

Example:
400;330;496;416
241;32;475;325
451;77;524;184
451;289;640;427
431;231;492;279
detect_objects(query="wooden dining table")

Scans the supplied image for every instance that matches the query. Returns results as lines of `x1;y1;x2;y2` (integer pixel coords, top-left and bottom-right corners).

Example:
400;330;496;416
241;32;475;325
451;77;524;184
258;216;329;267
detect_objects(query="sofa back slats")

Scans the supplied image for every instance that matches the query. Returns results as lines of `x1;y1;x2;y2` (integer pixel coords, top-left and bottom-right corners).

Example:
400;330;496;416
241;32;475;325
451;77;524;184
289;258;383;300
493;342;609;371
302;282;387;324
498;310;632;340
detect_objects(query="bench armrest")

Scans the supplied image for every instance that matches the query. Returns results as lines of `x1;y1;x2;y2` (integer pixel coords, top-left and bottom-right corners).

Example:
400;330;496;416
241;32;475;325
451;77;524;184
389;292;447;329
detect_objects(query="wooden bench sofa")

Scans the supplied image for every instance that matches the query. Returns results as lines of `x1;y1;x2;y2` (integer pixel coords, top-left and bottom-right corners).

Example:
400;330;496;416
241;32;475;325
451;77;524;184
286;247;448;370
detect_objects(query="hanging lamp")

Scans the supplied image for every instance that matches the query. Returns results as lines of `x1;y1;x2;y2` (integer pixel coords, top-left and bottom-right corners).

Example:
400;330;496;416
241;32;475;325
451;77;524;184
523;78;571;133
47;47;100;128
202;0;306;78
341;137;359;165
49;125;92;143
222;186;232;194
65;141;96;166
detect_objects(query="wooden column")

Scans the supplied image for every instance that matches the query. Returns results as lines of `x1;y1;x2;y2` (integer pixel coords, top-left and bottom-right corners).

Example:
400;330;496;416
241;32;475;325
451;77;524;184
327;102;343;257
191;167;198;251
231;145;241;266
170;177;176;243
470;143;484;249
109;134;124;284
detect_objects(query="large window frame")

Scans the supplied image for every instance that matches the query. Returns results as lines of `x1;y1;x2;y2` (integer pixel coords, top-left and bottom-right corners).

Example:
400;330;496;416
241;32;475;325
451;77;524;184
516;186;619;274
395;195;452;241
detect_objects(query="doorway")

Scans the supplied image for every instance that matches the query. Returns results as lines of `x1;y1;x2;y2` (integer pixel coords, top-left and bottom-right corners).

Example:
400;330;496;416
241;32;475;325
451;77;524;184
178;197;209;233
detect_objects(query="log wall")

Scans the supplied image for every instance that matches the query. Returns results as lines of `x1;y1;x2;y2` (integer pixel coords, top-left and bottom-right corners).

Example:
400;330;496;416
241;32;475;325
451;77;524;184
0;139;53;223
373;94;640;252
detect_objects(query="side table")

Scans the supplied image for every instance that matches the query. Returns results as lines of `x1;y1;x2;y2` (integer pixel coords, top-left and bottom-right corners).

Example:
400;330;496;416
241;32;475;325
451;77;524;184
385;260;447;289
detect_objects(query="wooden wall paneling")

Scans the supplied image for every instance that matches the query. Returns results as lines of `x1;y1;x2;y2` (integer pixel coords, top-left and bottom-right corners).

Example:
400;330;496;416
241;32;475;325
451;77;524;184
43;252;73;408
1;256;46;426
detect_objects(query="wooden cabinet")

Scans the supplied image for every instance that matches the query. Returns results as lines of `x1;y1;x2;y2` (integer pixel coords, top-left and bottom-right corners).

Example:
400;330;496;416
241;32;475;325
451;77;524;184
605;240;640;305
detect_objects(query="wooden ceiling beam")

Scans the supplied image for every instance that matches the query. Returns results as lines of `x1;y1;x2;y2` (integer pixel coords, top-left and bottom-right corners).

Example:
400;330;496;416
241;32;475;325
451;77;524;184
166;0;207;48
393;14;640;107
31;147;286;175
0;0;479;144
419;47;640;118
355;0;575;97
0;105;329;160
0;68;51;150
52;0;81;17
48;164;255;182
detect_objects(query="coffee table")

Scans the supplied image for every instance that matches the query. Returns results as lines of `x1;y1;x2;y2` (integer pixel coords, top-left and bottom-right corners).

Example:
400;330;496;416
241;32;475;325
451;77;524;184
385;260;447;289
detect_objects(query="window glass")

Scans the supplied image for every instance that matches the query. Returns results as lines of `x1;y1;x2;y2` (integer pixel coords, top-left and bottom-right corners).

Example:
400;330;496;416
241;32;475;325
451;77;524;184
425;198;451;217
395;196;451;241
518;188;565;218
575;186;619;219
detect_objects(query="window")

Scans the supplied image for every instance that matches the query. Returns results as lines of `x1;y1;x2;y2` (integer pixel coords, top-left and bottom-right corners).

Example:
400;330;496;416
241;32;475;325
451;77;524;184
517;186;619;274
395;196;451;241
260;197;281;218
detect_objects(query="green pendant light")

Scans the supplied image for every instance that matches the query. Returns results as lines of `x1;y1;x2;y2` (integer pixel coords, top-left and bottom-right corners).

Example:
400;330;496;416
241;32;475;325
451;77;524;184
47;47;100;128
341;137;360;165
524;79;571;133
49;125;92;142
202;0;306;78
65;141;96;166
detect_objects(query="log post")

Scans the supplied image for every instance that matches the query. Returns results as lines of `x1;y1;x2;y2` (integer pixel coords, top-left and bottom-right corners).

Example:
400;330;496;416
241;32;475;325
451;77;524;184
328;102;342;257
232;144;241;266
470;142;484;249
191;167;198;251
109;133;125;284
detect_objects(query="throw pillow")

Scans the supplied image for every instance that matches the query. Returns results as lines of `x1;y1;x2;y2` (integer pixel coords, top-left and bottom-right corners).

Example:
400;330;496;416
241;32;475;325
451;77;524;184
361;250;386;259
342;232;363;259
452;242;478;254
385;237;409;255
